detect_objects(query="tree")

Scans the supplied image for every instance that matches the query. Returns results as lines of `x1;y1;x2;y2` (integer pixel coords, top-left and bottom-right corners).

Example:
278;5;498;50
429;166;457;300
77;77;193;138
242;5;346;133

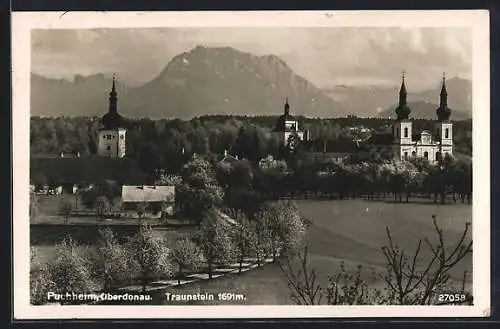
381;217;472;305
257;200;307;261
94;227;133;291
136;202;148;219
232;211;256;273
177;155;224;220
59;199;74;224
30;247;55;305
127;224;173;293
48;236;98;304
195;210;236;279
170;237;204;285
279;216;472;305
29;191;39;220
95;196;110;218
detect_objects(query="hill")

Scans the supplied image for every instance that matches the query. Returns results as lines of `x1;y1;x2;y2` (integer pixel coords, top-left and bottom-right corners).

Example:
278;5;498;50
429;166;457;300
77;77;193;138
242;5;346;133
31;46;346;119
323;77;472;119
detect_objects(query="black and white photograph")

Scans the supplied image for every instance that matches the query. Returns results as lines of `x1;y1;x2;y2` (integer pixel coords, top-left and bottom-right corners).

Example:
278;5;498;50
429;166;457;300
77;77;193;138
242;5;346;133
12;11;490;319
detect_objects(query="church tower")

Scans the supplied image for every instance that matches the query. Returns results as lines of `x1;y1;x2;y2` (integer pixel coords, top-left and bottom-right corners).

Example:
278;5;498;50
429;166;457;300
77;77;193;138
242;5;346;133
98;75;127;158
434;73;453;159
393;72;413;159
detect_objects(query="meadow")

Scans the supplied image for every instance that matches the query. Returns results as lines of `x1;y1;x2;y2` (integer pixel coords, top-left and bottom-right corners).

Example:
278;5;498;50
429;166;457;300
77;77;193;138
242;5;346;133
30;198;472;305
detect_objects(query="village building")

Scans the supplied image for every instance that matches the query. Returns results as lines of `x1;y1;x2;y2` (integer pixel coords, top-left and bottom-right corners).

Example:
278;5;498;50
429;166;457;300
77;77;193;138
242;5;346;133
121;185;175;216
219;150;240;165
362;73;454;164
30;76;146;193
273;97;309;149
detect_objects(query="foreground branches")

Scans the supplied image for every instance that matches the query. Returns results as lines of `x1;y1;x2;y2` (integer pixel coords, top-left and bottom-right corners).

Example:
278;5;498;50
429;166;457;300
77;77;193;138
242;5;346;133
279;216;472;305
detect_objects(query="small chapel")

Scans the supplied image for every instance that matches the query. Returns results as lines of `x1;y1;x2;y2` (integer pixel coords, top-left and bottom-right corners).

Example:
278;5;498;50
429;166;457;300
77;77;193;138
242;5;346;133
273;97;308;148
97;75;127;158
365;73;454;164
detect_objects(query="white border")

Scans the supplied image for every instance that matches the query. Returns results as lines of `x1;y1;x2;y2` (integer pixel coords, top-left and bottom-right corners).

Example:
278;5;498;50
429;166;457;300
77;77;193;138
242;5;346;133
12;10;491;319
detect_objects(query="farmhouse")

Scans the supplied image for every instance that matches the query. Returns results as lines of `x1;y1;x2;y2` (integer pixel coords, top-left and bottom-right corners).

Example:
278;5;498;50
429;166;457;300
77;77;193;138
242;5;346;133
121;185;175;215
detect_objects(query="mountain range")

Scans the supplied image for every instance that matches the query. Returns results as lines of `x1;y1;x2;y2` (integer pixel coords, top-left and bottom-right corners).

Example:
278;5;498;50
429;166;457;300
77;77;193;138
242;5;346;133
31;45;472;120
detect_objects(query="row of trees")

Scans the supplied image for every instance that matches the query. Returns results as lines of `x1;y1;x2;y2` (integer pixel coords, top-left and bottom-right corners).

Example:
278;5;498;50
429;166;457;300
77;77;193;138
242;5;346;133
175;154;472;222
30;200;307;305
30;116;472;176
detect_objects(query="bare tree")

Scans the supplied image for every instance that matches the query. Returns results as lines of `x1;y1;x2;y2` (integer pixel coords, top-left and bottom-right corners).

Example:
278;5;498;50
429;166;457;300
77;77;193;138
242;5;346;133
279;216;472;305
381;216;472;305
278;246;323;305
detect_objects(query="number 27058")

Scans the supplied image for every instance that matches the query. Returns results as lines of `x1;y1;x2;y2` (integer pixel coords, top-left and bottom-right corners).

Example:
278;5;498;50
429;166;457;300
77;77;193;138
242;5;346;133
438;293;467;303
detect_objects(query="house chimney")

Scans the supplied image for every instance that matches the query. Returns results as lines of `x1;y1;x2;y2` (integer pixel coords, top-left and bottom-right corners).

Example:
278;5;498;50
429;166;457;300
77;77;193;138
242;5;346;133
60;152;64;158
235;155;239;160
224;149;228;157
77;152;80;158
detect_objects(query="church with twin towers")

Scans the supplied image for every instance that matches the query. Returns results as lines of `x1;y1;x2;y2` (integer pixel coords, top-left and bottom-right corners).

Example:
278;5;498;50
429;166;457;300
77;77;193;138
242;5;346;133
389;72;454;163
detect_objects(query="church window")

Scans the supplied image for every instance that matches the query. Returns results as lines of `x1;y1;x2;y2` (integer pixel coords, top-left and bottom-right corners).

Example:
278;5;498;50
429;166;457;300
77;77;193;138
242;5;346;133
120;135;124;139
404;127;408;138
106;146;111;151
404;152;408;159
436;152;442;161
411;151;416;157
424;151;429;159
445;128;449;139
396;128;399;137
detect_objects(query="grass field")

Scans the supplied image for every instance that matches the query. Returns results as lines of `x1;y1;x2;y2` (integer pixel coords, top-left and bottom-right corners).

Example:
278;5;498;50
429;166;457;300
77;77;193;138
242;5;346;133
31;199;472;305
155;199;473;305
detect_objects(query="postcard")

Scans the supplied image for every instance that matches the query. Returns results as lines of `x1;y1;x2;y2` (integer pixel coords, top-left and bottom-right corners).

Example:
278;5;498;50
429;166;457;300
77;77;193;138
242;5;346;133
12;10;490;319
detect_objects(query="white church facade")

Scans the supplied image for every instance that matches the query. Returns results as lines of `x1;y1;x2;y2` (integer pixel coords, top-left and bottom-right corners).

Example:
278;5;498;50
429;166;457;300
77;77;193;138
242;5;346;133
365;73;453;164
97;75;127;158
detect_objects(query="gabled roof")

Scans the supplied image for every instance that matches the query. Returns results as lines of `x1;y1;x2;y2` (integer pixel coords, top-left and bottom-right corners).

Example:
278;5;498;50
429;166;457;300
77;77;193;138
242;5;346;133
122;185;175;203
220;154;239;164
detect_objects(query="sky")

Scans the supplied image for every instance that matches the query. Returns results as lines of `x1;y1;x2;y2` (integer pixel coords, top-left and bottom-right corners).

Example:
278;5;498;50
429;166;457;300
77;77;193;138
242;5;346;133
31;27;472;91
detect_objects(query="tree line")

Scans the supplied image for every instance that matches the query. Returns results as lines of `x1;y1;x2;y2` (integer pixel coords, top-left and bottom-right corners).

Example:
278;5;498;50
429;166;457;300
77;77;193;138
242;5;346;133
30;116;472;175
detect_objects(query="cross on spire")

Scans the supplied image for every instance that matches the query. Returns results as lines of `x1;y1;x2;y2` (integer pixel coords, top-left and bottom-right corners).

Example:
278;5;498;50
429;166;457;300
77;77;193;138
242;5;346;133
284;96;290;115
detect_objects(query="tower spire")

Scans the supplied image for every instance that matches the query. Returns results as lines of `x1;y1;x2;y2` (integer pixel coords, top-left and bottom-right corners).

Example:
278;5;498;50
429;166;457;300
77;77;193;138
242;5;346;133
284;96;290;115
395;70;410;120
436;72;451;121
109;73;118;114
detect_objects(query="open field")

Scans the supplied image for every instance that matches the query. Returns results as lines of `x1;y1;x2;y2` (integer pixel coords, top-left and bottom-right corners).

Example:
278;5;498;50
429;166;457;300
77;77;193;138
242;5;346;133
154;199;473;305
30;199;472;305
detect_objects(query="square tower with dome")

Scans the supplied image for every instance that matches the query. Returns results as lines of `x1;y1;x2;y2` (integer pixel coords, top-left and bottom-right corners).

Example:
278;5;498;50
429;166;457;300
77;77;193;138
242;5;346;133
98;75;127;158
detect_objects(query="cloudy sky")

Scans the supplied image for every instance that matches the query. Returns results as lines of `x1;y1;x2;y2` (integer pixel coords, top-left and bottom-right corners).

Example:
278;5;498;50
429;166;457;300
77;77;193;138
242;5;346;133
32;27;472;91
